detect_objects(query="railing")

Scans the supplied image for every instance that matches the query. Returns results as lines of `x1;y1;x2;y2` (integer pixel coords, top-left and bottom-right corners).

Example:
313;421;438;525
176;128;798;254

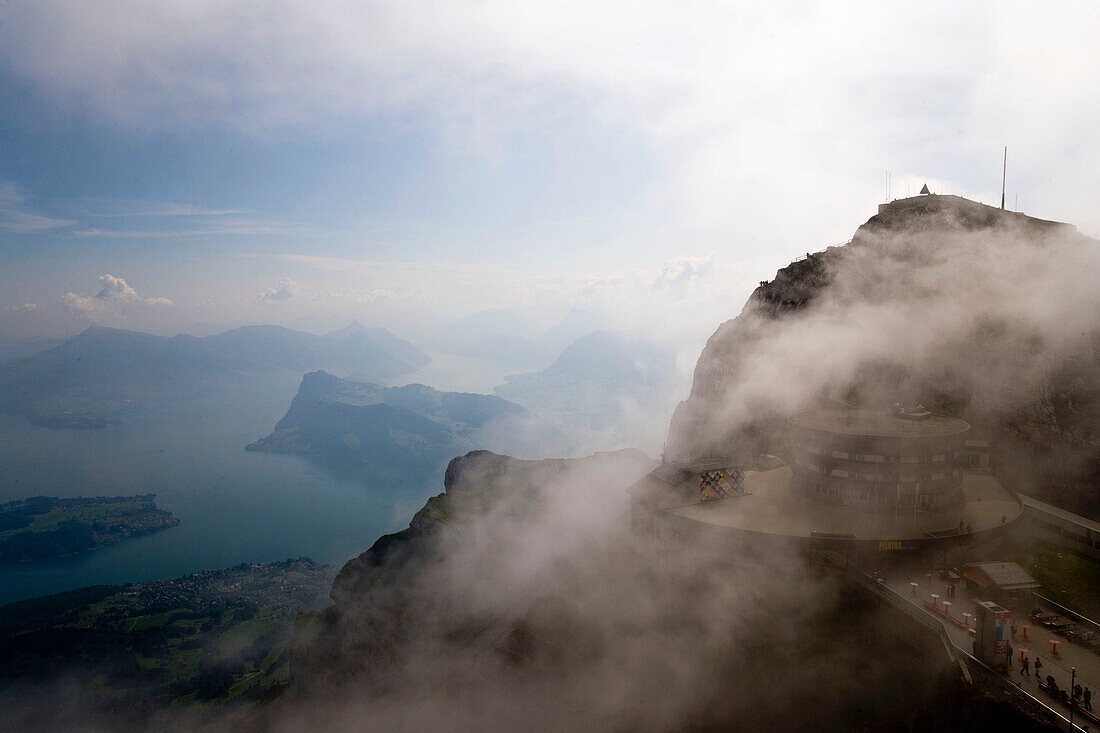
790;241;852;263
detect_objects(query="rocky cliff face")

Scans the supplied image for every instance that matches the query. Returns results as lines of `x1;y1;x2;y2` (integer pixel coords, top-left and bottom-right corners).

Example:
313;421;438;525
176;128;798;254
282;449;656;701
667;194;1100;514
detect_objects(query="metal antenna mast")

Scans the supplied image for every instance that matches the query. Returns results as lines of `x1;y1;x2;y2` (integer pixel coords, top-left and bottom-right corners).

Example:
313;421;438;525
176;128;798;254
1001;146;1007;210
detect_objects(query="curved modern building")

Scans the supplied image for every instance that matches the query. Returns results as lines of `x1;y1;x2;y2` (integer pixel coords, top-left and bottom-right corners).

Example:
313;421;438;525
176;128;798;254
628;404;1022;557
788;406;970;511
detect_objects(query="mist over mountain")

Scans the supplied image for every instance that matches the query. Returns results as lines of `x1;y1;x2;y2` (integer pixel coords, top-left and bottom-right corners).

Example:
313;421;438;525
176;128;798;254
429;308;605;370
0;323;429;429
493;329;678;449
264;445;1033;732
667;194;1100;515
245;195;1095;731
246;371;562;473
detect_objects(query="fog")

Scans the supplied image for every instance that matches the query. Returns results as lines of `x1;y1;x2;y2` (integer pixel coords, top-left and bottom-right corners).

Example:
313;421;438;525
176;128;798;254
671;204;1100;478
246;201;1097;731
259;451;959;732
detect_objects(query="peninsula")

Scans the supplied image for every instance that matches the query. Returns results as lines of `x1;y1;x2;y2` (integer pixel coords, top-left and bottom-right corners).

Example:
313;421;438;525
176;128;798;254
0;494;179;562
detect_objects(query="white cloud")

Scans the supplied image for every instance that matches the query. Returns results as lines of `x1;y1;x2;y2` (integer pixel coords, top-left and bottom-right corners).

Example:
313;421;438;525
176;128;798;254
0;209;77;233
0;178;76;232
0;179;23;208
61;274;172;317
78;199;249;217
258;277;300;301
3;302;37;313
653;253;717;293
3;1;1097;245
314;289;397;304
69;216;313;240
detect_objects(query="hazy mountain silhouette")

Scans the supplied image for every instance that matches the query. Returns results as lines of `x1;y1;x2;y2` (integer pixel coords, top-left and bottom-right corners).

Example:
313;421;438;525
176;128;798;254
0;323;429;429
493;329;677;436
430;308;605;369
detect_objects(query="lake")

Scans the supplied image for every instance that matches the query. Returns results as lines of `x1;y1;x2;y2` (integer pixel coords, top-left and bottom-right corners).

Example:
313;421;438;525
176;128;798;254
0;377;443;606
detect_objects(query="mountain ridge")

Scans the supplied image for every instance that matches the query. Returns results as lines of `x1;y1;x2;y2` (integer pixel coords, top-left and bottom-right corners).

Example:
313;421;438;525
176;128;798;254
0;323;429;429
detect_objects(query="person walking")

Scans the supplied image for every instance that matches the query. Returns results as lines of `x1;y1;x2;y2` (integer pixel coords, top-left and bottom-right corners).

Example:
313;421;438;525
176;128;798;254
1085;686;1093;711
1021;656;1030;677
1035;657;1043;678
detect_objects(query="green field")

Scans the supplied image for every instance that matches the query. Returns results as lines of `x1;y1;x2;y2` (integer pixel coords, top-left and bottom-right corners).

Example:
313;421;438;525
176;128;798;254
1022;541;1100;620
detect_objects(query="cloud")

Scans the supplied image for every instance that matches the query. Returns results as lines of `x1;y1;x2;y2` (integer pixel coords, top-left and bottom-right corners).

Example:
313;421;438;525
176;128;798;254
66;228;191;240
2;2;1099;248
313;289;397;304
0;180;24;208
0;179;76;232
69;216;313;240
76;199;250;218
3;302;37;313
258;277;300;301
666;210;1100;474
653;253;717;292
61;274;172;317
0;210;78;233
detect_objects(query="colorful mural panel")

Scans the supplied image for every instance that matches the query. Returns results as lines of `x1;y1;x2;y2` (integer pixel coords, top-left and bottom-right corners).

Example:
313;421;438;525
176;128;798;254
700;468;744;502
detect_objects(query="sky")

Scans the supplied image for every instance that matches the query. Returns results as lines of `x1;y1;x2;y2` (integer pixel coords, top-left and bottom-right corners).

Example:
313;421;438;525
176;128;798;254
1;0;1098;345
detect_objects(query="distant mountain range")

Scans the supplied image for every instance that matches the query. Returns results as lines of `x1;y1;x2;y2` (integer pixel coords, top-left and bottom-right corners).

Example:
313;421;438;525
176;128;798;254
247;371;556;472
429;308;605;369
0;323;430;429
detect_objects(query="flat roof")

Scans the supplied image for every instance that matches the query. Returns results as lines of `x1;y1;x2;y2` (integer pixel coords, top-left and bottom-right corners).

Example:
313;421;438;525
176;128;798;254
963;562;1040;591
789;407;970;438
664;466;1021;541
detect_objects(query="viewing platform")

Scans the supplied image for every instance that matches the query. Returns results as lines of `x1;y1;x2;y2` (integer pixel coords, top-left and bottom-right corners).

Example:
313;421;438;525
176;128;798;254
661;464;1022;552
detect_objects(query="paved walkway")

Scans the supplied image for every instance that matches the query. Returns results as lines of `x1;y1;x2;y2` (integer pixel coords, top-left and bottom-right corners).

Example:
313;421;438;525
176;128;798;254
884;564;1100;723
